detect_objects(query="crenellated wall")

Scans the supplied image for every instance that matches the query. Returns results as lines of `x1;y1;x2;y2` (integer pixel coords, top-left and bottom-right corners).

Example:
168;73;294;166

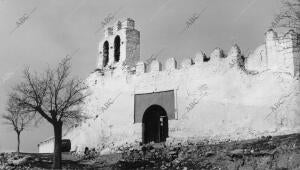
38;20;300;154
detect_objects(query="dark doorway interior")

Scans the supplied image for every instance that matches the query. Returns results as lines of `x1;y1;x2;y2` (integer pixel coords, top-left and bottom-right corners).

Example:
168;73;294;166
142;105;168;144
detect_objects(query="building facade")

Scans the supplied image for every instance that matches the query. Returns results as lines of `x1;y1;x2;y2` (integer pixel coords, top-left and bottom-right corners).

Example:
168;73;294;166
38;18;300;153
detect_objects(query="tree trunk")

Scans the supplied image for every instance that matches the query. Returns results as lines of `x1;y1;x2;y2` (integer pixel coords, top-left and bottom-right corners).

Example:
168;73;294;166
52;121;62;169
17;131;20;153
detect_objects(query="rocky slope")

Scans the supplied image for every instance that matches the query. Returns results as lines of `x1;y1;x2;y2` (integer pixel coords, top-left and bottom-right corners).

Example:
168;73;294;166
1;133;299;169
113;133;300;170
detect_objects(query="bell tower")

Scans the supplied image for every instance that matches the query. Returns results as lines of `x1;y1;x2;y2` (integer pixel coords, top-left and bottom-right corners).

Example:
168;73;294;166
97;18;140;69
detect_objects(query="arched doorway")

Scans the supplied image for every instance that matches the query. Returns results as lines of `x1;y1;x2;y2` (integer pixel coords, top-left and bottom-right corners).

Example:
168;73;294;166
142;105;168;144
103;41;109;67
114;36;120;62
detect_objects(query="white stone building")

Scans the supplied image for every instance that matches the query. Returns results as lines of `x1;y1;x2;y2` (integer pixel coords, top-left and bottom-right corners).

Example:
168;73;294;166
38;18;300;153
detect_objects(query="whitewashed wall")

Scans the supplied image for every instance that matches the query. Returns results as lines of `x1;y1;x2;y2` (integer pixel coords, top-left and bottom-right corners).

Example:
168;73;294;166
38;137;54;153
64;31;300;152
40;29;300;154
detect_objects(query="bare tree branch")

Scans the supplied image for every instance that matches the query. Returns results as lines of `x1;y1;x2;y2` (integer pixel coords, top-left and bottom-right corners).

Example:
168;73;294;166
9;57;89;168
273;0;300;31
2;95;34;153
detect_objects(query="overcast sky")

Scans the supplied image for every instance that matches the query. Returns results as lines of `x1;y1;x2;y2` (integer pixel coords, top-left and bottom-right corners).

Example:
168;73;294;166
0;0;282;152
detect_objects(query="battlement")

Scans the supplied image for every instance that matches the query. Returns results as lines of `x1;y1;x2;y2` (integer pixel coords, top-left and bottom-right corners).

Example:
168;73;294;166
134;45;242;75
104;18;135;37
266;29;299;51
92;44;243;79
97;18;300;78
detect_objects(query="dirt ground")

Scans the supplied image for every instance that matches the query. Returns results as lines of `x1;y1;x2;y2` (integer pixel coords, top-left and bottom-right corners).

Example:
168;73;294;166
1;133;300;170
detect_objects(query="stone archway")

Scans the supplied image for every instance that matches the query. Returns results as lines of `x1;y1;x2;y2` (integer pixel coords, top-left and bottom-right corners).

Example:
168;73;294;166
142;105;168;144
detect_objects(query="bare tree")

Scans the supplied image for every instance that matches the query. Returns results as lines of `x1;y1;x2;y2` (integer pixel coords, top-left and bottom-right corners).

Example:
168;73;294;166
2;96;33;153
272;0;300;31
10;57;89;168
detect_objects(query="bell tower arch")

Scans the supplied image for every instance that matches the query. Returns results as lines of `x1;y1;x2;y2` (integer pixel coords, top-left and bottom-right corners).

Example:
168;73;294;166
97;18;140;69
